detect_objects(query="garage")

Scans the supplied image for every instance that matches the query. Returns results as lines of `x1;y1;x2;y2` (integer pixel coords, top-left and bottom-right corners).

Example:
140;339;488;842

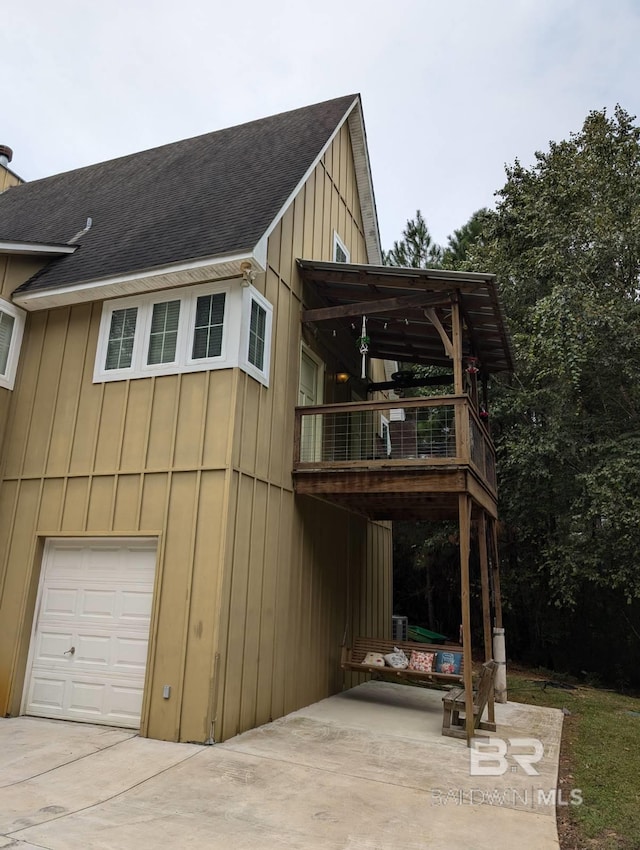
23;538;157;729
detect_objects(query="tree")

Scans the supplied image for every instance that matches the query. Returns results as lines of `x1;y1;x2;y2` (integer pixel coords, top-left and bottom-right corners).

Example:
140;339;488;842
441;208;491;269
388;108;640;683
384;210;443;268
470;106;640;682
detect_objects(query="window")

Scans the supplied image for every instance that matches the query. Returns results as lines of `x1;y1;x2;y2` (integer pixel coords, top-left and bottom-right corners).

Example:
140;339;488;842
106;307;138;370
0;299;25;391
240;285;273;386
94;283;229;383
0;311;15;374
94;281;273;386
147;300;180;365
192;293;225;360
333;231;350;263
248;300;266;369
380;415;392;458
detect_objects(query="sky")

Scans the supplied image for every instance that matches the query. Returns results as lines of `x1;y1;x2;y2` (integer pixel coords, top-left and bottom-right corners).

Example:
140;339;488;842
2;0;639;251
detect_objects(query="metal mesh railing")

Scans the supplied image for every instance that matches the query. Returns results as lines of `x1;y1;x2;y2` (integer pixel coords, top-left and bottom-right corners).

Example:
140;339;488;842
469;415;485;474
299;404;457;464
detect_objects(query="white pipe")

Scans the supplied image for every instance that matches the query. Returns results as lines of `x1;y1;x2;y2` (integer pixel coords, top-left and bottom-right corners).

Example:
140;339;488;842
493;627;507;703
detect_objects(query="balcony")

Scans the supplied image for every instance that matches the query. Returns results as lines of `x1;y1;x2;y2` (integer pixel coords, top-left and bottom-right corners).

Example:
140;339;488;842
293;395;497;521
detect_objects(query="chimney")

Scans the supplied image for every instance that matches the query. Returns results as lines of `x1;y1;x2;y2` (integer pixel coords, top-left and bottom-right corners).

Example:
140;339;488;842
0;145;13;168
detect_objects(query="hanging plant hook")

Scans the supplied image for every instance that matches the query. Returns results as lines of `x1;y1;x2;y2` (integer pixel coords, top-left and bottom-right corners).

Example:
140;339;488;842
358;315;369;378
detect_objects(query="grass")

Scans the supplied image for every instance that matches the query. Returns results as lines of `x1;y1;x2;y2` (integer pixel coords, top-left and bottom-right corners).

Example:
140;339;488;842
507;667;640;850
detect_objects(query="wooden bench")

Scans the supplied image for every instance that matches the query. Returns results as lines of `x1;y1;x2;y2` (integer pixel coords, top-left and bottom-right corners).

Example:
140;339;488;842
341;636;465;687
442;659;498;739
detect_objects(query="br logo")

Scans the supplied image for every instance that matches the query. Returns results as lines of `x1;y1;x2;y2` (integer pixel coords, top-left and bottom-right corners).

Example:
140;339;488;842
469;738;544;776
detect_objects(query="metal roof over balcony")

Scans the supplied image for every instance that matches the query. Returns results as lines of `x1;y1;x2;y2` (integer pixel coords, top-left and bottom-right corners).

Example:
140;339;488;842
298;260;514;374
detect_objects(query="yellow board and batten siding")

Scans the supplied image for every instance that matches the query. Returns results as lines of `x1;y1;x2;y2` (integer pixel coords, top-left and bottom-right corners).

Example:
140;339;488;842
0;122;392;742
0;298;235;741
215;123;391;741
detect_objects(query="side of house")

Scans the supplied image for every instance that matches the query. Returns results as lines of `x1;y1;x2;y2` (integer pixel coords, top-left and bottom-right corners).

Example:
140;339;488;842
0;99;392;743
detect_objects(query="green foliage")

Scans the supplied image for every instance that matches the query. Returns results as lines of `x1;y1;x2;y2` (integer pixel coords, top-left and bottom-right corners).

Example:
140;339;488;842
441;208;492;269
389;105;640;685
384;210;443;268
476;105;640;611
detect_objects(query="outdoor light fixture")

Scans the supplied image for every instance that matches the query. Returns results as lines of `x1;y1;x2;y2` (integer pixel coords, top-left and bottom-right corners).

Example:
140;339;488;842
335;372;350;384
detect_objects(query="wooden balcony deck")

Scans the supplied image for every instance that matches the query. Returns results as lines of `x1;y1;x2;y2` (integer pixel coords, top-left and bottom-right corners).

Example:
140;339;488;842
293;395;497;521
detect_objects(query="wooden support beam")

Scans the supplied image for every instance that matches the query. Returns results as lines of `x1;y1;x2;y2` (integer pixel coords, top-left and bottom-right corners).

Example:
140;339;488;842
451;299;464;394
458;493;474;745
301;292;448;323
478;512;495;726
489;518;503;628
424;308;454;359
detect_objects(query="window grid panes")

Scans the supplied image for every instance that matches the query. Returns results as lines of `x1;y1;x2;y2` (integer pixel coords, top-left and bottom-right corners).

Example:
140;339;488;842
192;293;225;359
335;242;348;263
0;310;15;375
248;300;266;370
105;307;138;370
147;300;180;365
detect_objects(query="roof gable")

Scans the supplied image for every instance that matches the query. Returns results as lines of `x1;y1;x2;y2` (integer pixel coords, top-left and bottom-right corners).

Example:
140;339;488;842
1;95;376;299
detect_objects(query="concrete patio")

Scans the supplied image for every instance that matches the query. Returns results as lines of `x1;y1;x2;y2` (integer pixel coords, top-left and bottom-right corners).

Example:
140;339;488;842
0;681;562;849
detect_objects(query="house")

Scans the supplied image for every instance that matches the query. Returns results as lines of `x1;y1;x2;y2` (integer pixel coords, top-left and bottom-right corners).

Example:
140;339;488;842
0;95;512;744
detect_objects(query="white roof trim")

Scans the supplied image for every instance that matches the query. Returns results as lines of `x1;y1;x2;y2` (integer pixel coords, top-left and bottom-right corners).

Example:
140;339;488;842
0;240;78;257
13;250;265;311
347;104;382;264
253;96;382;267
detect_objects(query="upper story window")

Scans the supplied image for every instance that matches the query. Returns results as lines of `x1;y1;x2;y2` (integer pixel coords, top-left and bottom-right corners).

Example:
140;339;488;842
0;298;26;391
240;285;273;385
333;231;350;264
192;292;225;359
94;281;271;386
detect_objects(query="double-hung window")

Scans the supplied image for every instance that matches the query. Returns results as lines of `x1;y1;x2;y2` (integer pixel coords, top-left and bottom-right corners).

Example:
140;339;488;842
240;286;272;386
192;292;225;360
0;299;26;391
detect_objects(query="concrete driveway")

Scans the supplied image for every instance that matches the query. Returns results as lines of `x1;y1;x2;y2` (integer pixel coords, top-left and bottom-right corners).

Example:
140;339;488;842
0;682;562;849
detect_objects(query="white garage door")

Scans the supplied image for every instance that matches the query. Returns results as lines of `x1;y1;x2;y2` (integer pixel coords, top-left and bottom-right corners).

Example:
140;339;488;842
24;538;157;728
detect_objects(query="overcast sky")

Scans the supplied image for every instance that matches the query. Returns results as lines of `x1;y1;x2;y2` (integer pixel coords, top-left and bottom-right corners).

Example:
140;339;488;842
2;0;639;250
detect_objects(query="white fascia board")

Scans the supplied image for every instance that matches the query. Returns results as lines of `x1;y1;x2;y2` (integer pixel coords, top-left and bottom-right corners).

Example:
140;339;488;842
253;96;361;267
0;241;77;256
13;250;265;311
347;104;382;265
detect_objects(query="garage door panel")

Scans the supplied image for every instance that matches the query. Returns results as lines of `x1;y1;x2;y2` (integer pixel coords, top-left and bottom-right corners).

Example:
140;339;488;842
120;590;153;620
27;676;66;711
113;637;149;669
110;685;145;720
69;681;105;715
34;631;75;662
76;635;111;666
25;539;157;729
41;587;78;617
81;589;117;618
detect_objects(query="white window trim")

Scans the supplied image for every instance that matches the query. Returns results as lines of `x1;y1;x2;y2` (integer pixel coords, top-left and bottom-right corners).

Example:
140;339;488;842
379;414;392;457
333;231;350;263
93;281;235;383
239;284;273;388
0;298;26;391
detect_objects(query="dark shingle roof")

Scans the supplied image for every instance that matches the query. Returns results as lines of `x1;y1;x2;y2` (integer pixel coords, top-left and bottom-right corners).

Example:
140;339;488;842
1;95;357;294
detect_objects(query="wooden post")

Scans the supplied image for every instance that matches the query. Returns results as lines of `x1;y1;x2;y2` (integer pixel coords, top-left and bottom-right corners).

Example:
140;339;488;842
458;494;474;745
489;518;503;628
478;512;495;725
451;299;464;396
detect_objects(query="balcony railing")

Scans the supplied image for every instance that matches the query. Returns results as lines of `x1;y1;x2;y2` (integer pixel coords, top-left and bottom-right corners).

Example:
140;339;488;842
293;395;496;493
